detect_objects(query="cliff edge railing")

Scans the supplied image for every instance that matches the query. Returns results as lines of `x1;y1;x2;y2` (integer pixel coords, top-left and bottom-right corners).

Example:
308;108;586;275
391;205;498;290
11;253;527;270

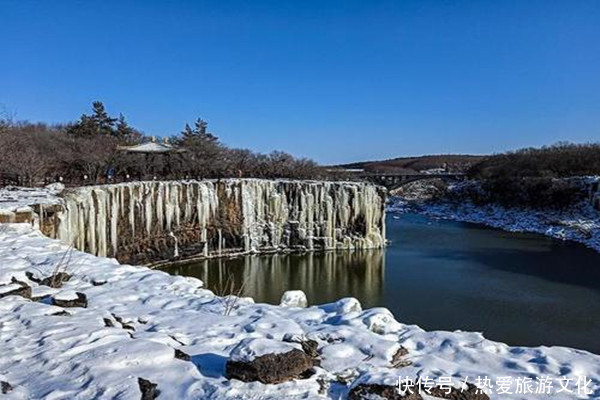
37;179;387;264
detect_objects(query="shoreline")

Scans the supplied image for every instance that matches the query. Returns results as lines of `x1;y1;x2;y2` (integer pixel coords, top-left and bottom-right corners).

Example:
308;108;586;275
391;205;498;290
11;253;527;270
388;196;600;254
1;223;599;398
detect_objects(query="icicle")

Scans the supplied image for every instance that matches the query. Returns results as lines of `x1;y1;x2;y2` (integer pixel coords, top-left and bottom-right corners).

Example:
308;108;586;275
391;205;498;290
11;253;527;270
169;231;179;257
50;179;386;260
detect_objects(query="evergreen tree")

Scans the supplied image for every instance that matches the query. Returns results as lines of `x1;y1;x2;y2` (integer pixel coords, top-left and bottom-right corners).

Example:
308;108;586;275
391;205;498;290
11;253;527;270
67;101;118;137
193;118;217;142
181;123;194;139
115;113;134;139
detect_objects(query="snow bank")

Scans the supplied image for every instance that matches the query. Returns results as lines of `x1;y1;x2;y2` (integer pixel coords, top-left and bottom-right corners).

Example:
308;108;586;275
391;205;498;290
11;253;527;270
390;196;600;253
0;184;63;213
280;290;308;308
229;338;301;363
1;225;599;399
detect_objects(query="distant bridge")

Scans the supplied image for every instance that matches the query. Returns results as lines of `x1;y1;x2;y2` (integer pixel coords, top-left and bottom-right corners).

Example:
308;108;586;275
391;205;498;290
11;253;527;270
361;172;467;190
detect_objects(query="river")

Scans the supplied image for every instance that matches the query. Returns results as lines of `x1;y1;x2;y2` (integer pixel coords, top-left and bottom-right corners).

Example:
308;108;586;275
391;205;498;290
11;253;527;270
160;212;600;354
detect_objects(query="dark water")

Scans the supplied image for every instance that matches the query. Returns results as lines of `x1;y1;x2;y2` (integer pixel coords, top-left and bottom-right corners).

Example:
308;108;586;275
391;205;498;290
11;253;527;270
161;213;600;354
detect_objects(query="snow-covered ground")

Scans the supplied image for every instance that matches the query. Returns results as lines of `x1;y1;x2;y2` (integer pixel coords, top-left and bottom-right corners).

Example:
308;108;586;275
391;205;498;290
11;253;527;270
0;184;63;213
1;183;599;399
0;223;599;399
389;196;600;253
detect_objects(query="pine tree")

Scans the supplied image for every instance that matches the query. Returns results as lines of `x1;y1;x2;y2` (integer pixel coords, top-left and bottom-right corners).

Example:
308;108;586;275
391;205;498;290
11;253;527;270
67;101;118;137
181;123;195;139
194;118;208;136
115;114;134;139
91;101;117;136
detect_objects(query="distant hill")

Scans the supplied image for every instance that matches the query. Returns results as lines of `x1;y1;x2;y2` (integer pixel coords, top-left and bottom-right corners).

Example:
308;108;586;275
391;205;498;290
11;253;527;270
334;154;486;174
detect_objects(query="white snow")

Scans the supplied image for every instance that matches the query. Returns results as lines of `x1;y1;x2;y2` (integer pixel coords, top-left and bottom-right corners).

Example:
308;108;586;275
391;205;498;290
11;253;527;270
229;338;301;363
0;224;599;398
0;183;63;213
280;290;308;308
389;179;600;253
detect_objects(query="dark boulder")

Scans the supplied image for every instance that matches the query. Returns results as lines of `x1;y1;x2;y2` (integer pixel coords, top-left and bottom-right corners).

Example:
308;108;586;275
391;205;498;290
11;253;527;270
391;346;412;368
0;279;31;299
174;348;191;361
349;383;423;400
226;348;314;384
26;271;72;288
39;272;71;288
1;381;13;394
52;292;88;308
138;377;158;399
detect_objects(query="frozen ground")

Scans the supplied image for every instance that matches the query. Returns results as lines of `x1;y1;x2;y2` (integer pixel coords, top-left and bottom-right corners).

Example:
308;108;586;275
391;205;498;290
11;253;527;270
1;183;599;399
0;224;599;399
0;184;63;213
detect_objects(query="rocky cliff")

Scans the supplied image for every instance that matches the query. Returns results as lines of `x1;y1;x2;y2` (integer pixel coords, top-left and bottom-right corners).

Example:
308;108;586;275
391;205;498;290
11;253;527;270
39;179;386;264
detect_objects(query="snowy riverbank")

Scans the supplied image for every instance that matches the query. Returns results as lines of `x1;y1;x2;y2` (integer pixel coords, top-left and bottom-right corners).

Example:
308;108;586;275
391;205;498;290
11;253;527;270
389;197;600;254
1;223;599;399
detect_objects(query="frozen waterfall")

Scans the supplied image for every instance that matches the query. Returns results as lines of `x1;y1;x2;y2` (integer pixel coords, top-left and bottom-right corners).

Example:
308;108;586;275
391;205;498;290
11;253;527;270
45;179;386;264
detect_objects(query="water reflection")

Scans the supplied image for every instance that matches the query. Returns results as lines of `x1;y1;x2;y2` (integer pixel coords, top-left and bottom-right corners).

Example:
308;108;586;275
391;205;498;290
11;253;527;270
164;250;385;306
161;213;600;354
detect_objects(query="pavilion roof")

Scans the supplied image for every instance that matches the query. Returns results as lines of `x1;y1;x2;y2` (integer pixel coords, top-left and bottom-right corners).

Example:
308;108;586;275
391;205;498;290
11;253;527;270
117;142;184;153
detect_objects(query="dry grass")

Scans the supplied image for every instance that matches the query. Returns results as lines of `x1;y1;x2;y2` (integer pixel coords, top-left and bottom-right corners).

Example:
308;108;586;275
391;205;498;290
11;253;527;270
214;273;247;316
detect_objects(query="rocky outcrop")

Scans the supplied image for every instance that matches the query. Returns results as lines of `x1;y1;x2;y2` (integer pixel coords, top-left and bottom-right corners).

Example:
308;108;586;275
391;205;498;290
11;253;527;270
225;338;317;384
41;179;386;264
0;279;31;299
138;377;159;400
226;349;314;384
51;292;88;308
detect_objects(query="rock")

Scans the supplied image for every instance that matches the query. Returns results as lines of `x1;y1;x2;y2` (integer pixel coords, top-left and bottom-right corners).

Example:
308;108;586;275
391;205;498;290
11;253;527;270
362;308;401;334
14;209;34;223
91;279;107;286
335;368;360;385
428;383;490;400
103;318;115;327
51;292;87;308
121;323;135;331
0;279;31;299
1;381;13;394
280;290;308;308
39;272;71;288
226;338;314;384
300;339;319;359
320;297;362;314
349;383;423;400
391;346;411;368
282;334;319;358
138;377;158;400
174;348;191;361
27;271;71;288
348;382;490;400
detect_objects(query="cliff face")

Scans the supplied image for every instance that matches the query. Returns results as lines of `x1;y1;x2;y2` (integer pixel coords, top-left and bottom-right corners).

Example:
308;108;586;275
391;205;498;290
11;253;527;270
40;179;386;264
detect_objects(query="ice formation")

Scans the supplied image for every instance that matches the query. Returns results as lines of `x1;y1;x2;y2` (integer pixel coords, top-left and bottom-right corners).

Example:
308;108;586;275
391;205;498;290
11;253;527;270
42;179;386;263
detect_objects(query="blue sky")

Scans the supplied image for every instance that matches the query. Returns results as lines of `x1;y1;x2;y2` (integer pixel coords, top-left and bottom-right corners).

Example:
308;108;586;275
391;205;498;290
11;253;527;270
1;0;599;164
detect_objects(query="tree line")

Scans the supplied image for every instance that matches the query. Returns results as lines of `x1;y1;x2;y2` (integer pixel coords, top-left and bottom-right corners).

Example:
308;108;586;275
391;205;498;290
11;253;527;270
0;102;324;186
459;142;600;209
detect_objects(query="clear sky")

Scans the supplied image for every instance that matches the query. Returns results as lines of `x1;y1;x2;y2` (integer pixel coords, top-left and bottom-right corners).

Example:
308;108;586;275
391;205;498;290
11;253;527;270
1;1;599;164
